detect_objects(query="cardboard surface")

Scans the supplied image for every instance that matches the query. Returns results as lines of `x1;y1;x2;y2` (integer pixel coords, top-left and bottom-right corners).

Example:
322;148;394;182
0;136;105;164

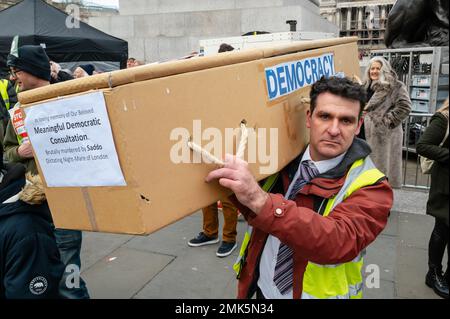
21;37;360;235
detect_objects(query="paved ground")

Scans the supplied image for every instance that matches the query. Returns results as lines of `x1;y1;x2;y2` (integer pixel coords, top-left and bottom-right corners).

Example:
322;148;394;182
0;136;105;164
79;188;446;299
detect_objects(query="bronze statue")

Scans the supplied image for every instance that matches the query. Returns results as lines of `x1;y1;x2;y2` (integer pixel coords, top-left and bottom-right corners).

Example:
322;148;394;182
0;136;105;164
385;0;449;48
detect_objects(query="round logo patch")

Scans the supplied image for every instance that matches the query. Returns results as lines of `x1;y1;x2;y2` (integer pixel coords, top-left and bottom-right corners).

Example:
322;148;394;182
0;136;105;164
29;276;48;295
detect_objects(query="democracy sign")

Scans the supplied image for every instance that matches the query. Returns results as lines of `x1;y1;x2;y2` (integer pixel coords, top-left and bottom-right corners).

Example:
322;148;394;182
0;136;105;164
265;53;335;101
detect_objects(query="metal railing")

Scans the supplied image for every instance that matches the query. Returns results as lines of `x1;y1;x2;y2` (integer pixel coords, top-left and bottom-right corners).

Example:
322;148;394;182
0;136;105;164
402;112;434;190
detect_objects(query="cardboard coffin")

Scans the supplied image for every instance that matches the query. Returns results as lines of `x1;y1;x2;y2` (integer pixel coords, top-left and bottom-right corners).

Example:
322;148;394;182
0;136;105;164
20;37;360;235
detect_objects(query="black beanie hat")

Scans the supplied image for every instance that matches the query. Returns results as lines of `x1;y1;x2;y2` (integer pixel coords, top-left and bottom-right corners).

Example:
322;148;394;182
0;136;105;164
7;45;51;81
79;64;94;76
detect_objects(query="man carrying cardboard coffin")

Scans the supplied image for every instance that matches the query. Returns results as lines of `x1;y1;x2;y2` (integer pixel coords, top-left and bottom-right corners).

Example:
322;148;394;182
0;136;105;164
3;43;90;299
0;145;64;299
206;76;393;299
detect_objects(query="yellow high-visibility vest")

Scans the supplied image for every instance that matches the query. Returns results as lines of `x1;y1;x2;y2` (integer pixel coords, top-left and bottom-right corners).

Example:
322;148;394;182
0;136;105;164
0;79;11;109
233;173;279;278
233;156;385;299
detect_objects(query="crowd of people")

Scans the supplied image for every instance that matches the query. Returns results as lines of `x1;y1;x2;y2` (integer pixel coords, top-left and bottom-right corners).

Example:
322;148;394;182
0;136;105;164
0;40;448;300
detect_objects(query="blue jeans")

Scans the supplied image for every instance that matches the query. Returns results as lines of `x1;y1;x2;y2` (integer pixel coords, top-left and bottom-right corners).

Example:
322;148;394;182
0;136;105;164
54;229;90;299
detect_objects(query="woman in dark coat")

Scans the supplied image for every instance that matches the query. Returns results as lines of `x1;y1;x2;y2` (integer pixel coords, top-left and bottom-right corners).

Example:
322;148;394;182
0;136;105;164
416;98;449;299
0;156;64;298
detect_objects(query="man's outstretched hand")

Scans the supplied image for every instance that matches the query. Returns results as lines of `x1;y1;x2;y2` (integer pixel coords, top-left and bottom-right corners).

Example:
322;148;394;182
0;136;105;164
205;154;269;214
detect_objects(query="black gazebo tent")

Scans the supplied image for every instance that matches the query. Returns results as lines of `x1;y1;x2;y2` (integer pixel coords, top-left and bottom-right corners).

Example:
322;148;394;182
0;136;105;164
0;0;128;75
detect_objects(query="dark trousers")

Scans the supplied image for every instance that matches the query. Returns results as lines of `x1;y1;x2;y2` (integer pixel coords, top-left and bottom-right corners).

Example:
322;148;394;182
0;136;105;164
256;286;266;299
54;229;90;299
428;218;449;273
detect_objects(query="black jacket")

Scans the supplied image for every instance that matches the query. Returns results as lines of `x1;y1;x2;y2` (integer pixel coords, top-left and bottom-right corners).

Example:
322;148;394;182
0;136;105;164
50;70;74;84
0;164;64;299
416;112;449;225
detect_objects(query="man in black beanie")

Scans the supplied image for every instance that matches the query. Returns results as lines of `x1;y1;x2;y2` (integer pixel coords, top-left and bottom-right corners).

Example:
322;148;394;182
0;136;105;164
6;45;51;92
4;44;90;299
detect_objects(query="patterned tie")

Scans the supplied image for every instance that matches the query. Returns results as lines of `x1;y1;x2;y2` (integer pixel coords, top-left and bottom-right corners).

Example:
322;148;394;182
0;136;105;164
273;160;319;295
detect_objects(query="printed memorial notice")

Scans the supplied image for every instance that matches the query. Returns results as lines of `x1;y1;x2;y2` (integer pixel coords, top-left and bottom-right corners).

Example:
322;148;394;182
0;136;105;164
24;91;126;187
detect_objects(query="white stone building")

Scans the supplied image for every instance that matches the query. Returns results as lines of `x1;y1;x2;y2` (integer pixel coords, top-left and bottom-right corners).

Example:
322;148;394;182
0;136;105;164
87;0;339;63
320;0;395;55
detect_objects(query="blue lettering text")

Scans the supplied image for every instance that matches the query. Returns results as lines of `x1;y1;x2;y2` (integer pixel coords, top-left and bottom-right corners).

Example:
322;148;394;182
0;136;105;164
266;69;278;99
296;61;304;87
285;64;297;92
317;57;325;79
310;59;318;83
304;60;312;84
264;53;335;100
276;66;287;96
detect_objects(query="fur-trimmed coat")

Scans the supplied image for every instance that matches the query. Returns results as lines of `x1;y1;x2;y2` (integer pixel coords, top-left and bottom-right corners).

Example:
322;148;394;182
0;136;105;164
363;79;412;188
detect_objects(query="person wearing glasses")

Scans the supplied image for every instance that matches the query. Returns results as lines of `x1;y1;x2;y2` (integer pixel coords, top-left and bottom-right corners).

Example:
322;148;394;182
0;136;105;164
4;44;90;299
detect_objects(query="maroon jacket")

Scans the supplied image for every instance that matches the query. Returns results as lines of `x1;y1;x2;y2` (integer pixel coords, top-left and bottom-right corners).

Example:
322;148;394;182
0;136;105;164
231;139;393;299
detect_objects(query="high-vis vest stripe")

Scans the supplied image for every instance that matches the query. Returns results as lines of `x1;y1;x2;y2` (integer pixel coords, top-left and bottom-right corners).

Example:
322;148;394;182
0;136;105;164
234;156;385;299
0;79;10;109
233;173;279;278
